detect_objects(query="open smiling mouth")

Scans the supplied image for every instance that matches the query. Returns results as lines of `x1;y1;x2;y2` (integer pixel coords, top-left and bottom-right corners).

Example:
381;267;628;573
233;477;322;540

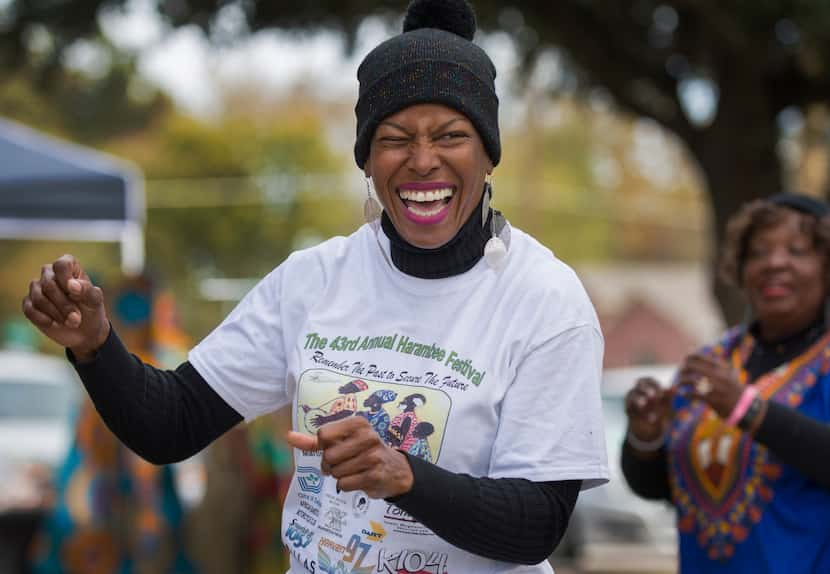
398;187;455;220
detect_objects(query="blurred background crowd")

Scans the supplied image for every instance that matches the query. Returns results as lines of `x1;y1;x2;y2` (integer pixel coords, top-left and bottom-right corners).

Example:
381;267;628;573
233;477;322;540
1;1;829;573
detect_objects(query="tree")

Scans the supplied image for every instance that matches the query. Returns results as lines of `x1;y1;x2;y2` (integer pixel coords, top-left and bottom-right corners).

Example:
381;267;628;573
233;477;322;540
4;0;829;320
102;88;355;338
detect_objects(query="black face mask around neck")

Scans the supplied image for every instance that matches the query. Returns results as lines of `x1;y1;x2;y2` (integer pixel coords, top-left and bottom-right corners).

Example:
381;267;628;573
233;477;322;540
380;187;492;279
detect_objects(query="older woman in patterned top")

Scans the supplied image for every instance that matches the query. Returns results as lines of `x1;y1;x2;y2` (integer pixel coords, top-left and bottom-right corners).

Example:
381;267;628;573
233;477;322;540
623;192;830;574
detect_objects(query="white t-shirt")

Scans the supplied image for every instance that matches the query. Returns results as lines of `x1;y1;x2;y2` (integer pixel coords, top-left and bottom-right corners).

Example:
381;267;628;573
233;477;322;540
189;222;609;574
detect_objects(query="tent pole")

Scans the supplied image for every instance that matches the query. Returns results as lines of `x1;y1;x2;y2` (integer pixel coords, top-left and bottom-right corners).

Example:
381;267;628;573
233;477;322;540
121;222;145;277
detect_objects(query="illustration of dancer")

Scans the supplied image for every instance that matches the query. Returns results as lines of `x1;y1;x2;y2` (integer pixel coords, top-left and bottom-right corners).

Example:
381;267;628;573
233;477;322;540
305;380;369;429
407;422;435;462
389;393;425;451
356;389;397;443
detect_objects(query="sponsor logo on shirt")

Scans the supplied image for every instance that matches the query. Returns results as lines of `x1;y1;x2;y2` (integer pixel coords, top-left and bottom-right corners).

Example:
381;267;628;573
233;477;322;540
299;498;321;517
297;465;324;494
318;537;346;554
296;509;317;526
288;547;317;574
285;519;314;549
352;492;371;516
361;521;386;542
383;505;433;537
298;492;322;507
319;506;347;537
383;504;417;523
377;549;448;574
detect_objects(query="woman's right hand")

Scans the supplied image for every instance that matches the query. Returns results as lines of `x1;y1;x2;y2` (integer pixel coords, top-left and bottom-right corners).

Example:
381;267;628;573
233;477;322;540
624;377;673;444
22;254;110;360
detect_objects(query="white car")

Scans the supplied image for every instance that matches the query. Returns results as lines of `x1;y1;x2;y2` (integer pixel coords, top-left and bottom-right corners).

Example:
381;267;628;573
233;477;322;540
0;349;80;511
552;364;679;573
0;348;80;572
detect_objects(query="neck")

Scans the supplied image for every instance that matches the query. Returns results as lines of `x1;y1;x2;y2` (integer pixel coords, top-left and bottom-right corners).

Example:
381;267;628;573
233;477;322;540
755;312;825;344
380;189;493;279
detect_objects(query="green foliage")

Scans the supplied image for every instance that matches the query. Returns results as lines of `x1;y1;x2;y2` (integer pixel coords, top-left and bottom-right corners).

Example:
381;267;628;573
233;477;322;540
0;54;169;143
6;0;826;322
101;97;357;337
0;58;358;339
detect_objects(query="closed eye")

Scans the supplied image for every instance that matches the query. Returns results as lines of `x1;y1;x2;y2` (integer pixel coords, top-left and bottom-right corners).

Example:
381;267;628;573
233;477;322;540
378;136;410;146
435;132;470;145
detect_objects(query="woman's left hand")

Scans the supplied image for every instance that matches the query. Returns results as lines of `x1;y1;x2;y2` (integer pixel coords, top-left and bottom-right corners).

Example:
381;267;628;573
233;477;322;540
286;416;414;499
677;353;744;419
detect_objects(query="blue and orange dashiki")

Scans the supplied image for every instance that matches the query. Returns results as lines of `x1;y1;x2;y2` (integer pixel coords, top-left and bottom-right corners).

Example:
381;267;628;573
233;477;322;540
668;327;830;573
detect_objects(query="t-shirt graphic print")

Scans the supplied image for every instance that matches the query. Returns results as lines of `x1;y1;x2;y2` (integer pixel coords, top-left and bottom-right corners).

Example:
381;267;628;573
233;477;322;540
285;330;482;574
297;368;450;462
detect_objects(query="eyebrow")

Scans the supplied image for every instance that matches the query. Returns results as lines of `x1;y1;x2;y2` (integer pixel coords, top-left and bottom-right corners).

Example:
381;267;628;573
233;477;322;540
378;117;467;135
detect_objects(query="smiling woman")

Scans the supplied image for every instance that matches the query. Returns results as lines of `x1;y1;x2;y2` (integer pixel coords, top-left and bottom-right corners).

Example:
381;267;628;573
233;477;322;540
22;1;609;573
367;104;492;249
622;193;830;574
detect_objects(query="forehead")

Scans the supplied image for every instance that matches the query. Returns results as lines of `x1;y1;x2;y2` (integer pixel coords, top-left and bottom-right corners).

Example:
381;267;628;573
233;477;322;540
380;103;472;128
750;210;812;242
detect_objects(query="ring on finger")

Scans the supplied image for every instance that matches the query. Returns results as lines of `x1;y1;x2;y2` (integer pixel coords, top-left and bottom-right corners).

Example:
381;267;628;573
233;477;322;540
696;376;712;396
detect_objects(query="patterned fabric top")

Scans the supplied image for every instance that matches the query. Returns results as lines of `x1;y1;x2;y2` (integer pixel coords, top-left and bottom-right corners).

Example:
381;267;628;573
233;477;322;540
668;326;830;572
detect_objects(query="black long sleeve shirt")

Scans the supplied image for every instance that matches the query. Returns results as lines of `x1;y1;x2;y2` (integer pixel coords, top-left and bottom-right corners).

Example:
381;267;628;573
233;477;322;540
70;327;580;565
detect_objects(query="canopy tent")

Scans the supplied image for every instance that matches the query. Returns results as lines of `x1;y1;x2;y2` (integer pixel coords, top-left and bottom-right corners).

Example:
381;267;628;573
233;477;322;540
0;117;145;274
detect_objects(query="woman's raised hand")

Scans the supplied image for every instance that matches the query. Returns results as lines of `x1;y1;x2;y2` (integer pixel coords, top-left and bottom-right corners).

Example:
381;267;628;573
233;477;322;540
676;353;744;419
624;376;673;444
22;254;110;359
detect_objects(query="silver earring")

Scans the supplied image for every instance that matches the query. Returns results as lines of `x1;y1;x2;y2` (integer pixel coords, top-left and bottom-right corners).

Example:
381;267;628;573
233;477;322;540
364;177;382;224
482;176;507;270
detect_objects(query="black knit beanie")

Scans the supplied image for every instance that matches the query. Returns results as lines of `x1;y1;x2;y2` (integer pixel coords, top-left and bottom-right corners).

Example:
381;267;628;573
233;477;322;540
354;0;500;169
768;192;830;219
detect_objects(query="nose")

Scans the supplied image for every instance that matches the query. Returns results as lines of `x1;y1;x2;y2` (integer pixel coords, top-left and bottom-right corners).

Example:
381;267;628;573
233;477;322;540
407;140;440;176
764;246;790;268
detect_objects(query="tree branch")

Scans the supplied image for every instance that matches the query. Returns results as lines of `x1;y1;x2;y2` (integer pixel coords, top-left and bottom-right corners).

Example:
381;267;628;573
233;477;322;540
517;0;692;138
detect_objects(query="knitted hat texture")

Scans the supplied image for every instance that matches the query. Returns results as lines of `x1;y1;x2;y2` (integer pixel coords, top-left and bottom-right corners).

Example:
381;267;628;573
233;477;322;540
354;0;500;168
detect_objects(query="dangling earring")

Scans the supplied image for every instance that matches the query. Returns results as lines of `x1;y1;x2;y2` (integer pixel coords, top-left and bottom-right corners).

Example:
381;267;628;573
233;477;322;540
481;175;492;227
482;174;507;270
364;177;382;225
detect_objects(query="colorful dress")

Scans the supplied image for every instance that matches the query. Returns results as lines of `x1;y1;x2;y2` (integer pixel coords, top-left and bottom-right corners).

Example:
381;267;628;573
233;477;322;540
668;327;830;573
407;438;433;463
29;376;195;574
360;409;391;443
389;411;419;452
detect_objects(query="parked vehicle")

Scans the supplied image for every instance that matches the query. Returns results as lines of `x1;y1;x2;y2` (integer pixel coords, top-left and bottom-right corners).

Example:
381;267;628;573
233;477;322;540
552;364;678;572
0;348;80;572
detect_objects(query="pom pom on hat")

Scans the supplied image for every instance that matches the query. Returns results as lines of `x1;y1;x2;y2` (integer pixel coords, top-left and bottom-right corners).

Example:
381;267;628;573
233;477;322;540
403;0;477;41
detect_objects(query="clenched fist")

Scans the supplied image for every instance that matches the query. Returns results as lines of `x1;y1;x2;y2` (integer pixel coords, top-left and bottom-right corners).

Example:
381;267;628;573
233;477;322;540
286;416;414;499
22;254;110;360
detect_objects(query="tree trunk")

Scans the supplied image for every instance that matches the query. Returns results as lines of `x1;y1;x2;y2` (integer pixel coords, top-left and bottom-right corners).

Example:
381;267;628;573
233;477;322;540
690;82;782;326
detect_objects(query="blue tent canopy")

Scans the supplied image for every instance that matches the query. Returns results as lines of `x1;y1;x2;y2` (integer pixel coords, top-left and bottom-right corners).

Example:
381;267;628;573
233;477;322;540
0;117;145;274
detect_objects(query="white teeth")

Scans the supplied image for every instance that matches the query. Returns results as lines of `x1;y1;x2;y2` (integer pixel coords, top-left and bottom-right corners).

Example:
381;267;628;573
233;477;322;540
399;188;454;202
407;203;446;217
